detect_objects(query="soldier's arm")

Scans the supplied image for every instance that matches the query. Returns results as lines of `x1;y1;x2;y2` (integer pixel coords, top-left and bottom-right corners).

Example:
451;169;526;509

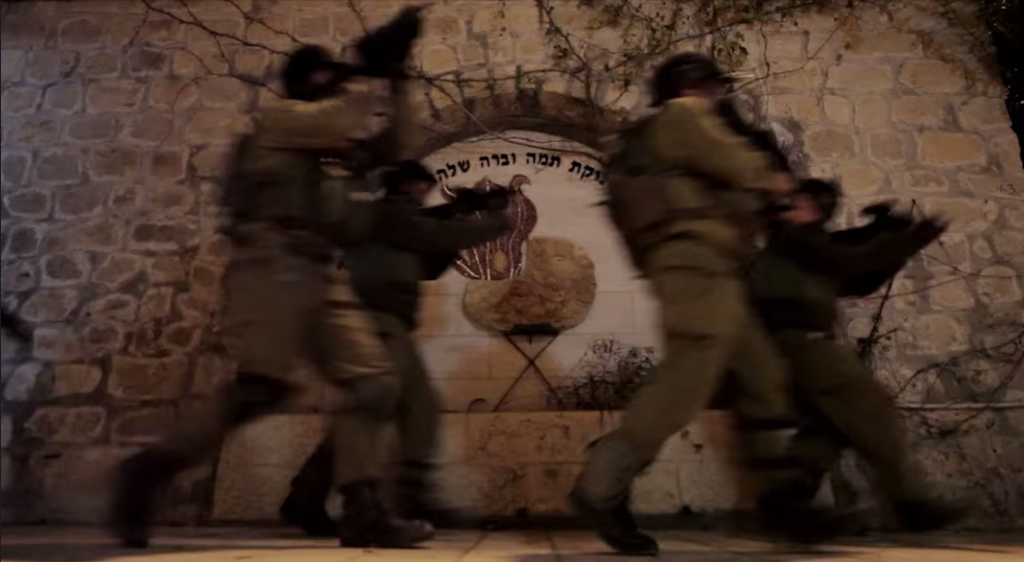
359;78;423;167
774;224;940;282
375;206;512;253
256;96;389;152
421;252;460;280
650;97;781;191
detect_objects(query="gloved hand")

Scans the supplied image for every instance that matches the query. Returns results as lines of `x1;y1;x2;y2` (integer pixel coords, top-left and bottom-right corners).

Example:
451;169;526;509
863;200;913;231
909;216;948;245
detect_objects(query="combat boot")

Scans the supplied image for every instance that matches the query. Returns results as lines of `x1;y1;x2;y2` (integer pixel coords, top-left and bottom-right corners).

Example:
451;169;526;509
397;462;478;528
755;489;850;545
279;493;337;538
893;499;965;533
109;450;185;549
568;485;659;557
338;481;435;548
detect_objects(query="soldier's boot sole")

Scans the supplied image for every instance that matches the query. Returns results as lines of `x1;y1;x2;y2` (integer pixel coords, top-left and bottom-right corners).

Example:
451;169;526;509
279;494;337;538
568;486;659;557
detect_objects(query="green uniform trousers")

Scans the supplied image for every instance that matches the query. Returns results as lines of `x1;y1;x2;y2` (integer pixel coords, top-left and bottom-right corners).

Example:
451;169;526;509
153;256;399;488
289;311;442;499
771;330;930;504
576;241;798;510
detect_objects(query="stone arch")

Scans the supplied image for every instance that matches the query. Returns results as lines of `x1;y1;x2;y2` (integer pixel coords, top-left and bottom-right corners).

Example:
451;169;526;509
415;91;628;157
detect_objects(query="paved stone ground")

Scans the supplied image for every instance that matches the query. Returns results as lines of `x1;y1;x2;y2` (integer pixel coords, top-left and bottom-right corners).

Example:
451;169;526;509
1;528;1021;561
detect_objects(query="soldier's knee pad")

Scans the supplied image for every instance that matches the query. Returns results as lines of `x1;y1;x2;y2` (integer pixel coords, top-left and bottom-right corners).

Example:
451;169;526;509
228;372;297;424
347;375;401;420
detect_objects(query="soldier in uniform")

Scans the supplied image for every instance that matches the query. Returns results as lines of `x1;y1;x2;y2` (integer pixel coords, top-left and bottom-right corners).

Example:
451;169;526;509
110;11;435;549
747;180;964;532
571;53;842;556
281;160;512;532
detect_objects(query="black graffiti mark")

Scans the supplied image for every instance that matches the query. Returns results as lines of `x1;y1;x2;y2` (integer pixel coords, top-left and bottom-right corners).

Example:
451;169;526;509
525;152;562;168
433;153;603;183
999;183;1021;196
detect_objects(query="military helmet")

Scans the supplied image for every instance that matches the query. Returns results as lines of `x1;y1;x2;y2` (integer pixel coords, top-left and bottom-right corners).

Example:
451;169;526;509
282;45;357;101
650;52;734;107
796;178;842;221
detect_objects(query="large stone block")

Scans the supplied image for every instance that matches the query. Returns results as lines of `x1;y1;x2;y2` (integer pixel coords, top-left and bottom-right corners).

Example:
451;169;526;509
957;97;1010;131
91;253;143;289
826;62;893;91
43;83;82;113
4;189;52;219
806;128;858;160
4;362;44;401
19;289;79;323
2;86;42;115
58;17;104;49
76;51;121;79
767;94;821;122
51;364;103;396
184;109;250;144
31;325;85;362
869;131;910;165
854;96;890;129
33;150;82;185
917;132;986;166
3;225;42;258
128;220;200;252
112;407;176;444
892;96;947;126
928;278;975;311
43;220;124;253
55;185;109;219
107;355;188;400
87;146;140;180
13;118;61;147
1;152;31;187
898;60;965;93
993;135;1023;175
1;49;25;84
847;32;922;56
923;197;999;232
24;406;106;444
898;314;970;354
86;80;145;112
26;50;79;84
65;114;121;143
976;266;1022;305
823;95;851;124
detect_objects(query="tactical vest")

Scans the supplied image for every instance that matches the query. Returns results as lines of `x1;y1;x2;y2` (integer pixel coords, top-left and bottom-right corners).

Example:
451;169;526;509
602;117;763;268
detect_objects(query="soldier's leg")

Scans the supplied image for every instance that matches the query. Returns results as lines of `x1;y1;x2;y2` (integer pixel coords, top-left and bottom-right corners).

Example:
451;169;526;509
310;271;433;547
573;268;745;555
281;438;336;537
773;333;964;532
112;258;316;548
785;416;849;504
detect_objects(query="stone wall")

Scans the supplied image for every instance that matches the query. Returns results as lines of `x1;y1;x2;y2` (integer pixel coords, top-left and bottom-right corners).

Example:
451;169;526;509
1;0;1022;527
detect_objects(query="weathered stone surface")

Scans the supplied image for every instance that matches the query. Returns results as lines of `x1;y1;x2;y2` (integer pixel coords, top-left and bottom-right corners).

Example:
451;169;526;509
957;97;1009;130
86;294;138;323
420;45;459;74
86;81;144;112
127;112;174;144
139;286;174;320
127;48;168;75
33;150;82;185
2;87;42;115
848;32;922;56
232;47;271;78
56;185;109;218
52;364;103;396
0;16;48;49
43;83;82;113
91;254;143;289
59;18;104;48
197;77;252;109
3;225;42;258
43;220;124;253
112;407;176;444
806;128;858;160
191;145;230;177
76;51;121;79
869;131;910;164
23;51;70;85
767;94;820;122
892;96;947;126
24;406;106;444
14;118;62;147
161;322;204;351
928;278;975;311
898;60;965;93
148;185;196;216
184;109;250;144
109;185;141;213
82;321;126;357
917;132;987;166
148;256;187;284
108;356;188;400
41;252;90;287
900;314;969;354
922;232;969;274
2;152;32;187
834;161;885;196
958;175;1024;199
1;260;38;293
189;262;222;294
1;49;26;84
149;77;199;110
993;135;1023;175
4;189;52;219
88;146;140;180
65;114;121;143
992;231;1024;260
5;362;44;401
826;63;893;91
976;266;1022;305
148;148;187;179
20;289;79;323
854;96;890;129
923;198;999;232
32;325;85;362
129;221;200;252
822;95;851;124
895;170;948;193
